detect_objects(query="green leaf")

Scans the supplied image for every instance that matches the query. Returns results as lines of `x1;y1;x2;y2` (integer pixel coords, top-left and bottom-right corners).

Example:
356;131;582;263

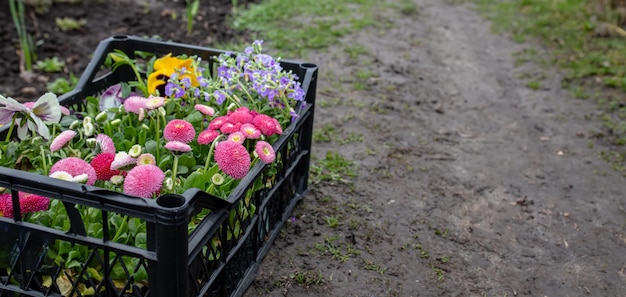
177;165;189;175
65;259;82;269
183;170;208;190
134;232;147;249
145;140;157;155
178;154;196;168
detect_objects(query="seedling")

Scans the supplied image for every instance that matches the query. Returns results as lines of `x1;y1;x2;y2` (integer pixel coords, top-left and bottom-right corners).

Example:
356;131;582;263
10;0;36;72
186;0;200;35
55;17;87;31
310;151;357;184
46;74;78;95
35;57;65;73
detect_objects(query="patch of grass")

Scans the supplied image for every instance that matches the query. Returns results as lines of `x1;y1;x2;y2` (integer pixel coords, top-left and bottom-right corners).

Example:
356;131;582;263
289;270;325;288
526;80;542;90
363;259;387;274
353;69;378;90
313;123;337;143
230;0;392;57
473;0;626;171
324;215;341;228
344;45;370;61
314;234;361;263
310;151;357;184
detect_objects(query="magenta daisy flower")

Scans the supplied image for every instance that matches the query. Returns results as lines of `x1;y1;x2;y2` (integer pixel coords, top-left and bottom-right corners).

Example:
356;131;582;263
49;157;97;185
255;141;276;164
214;140;251;179
227;131;245;144
240;123;261;139
252;114;281;136
164;141;192;154
197;129;220;145
194;104;215;116
123;96;148;114
96;133;116;153
163;119;196;143
0;192;50;218
220;122;241;134
227;107;253;124
50;130;77;152
123;164;165;198
90;152;121;181
208;116;228;130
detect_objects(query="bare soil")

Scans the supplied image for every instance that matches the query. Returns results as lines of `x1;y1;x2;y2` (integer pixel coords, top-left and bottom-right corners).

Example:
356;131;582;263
1;0;625;297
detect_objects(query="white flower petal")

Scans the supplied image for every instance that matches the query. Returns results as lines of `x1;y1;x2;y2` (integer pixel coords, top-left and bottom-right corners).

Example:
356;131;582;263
32;92;61;124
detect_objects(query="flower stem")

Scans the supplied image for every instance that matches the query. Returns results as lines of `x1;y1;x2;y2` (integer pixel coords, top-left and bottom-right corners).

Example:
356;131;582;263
40;147;48;175
204;135;224;174
5;116;16;142
171;155;179;185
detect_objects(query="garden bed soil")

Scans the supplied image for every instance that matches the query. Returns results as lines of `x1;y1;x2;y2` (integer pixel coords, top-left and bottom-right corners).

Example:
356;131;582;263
1;0;625;296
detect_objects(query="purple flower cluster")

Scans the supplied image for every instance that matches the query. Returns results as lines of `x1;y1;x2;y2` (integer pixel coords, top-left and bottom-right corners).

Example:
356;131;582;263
213;40;307;121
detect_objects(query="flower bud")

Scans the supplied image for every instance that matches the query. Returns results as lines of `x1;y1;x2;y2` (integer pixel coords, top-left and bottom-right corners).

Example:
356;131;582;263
83;116;92;126
95;111;108;122
138;108;146;121
211;173;224;186
128;144;142;158
110;119;121;128
86;138;97;148
110;175;124;185
164;177;174;191
157;106;166;117
83;122;95;137
69;120;81;130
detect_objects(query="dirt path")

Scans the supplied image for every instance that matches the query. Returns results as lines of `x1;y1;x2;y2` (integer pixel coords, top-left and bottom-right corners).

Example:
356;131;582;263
245;1;626;296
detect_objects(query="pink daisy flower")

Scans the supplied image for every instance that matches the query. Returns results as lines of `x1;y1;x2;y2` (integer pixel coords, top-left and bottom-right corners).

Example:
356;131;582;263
163;119;196;143
214;140;251;179
96;134;116;153
90;152;121;181
137;153;156;166
272;118;283;135
0;192;50;218
194;104;215;116
123;165;165;198
49;157;97;185
123;96;148;114
227;131;246;144
240;123;261;139
255;141;276;164
220;122;241;134
208;116;228;130
50;130;76;152
164;141;192;154
145;96;165;110
197;129;220;145
252;114;281;136
110;152;137;170
227;107;253;124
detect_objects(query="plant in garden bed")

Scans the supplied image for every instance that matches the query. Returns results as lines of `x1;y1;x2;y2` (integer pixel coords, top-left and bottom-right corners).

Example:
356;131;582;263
0;40;306;293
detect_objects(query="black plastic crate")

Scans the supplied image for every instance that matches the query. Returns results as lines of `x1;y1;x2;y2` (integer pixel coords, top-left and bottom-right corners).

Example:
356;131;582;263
0;35;318;297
